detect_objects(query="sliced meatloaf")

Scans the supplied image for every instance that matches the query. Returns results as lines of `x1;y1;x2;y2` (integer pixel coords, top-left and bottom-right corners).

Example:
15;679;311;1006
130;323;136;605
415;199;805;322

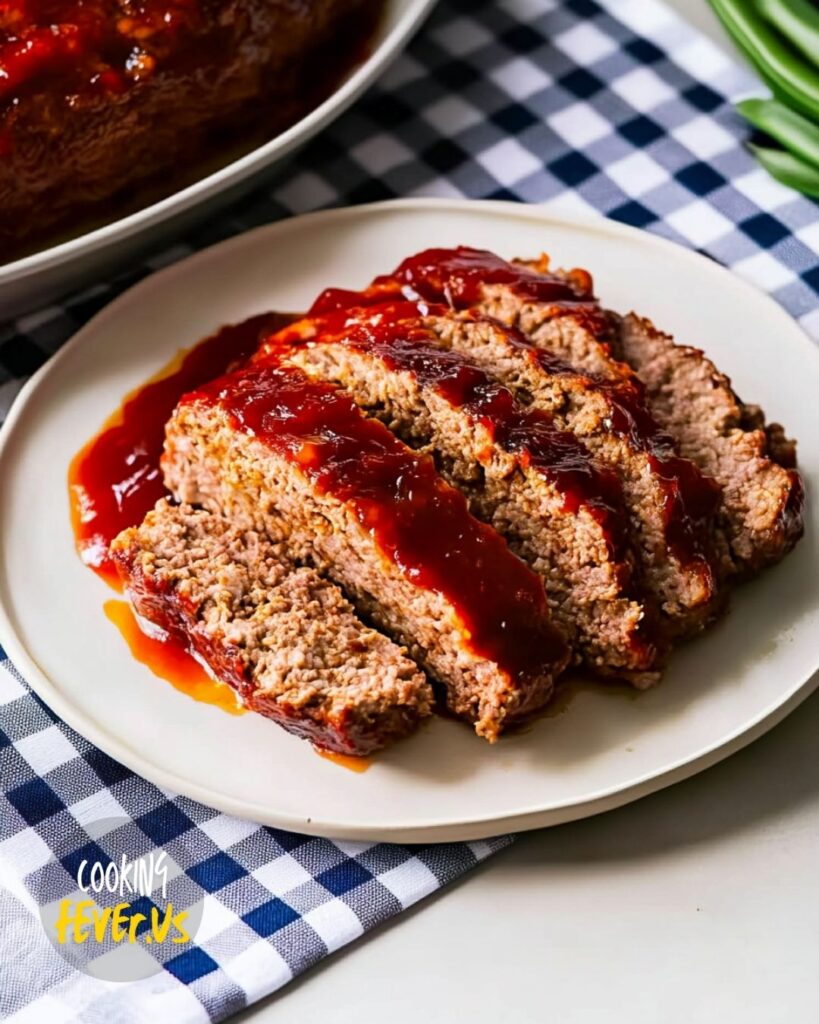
161;363;570;740
612;314;804;574
498;262;804;571
307;281;724;634
260;304;659;682
473;263;634;382
111;499;431;755
315;246;803;576
311;246;626;379
414;309;722;631
418;251;803;572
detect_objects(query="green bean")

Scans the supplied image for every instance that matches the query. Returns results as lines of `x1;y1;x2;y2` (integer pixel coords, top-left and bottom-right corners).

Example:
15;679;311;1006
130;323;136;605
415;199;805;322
709;0;772;69
708;0;819;122
756;0;819;69
737;97;819;170
747;142;819;197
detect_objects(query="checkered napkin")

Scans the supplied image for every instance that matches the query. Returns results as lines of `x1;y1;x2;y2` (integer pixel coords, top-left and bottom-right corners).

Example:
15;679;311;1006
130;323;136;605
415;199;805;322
3;0;819;1020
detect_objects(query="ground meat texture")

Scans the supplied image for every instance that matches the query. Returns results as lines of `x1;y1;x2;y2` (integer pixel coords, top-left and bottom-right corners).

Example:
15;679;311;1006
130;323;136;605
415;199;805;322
302;286;724;635
613;314;804;574
315;246;802;581
386;247;803;577
392;249;638;381
0;0;379;260
261;305;660;684
474;278;803;575
418;310;722;633
477;282;633;382
162;363;570;741
310;248;620;375
110;500;432;755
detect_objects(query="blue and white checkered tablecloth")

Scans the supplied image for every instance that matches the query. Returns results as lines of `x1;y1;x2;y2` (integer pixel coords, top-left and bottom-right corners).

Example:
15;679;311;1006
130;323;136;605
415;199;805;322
2;0;818;1020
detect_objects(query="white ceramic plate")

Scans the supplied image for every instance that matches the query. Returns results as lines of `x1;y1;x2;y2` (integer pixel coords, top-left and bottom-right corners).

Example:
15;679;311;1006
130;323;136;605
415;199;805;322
0;0;437;320
1;199;817;842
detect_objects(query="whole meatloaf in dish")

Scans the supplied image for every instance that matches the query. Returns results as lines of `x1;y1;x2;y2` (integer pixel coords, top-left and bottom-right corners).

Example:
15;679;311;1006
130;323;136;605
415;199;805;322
0;0;381;260
103;244;804;757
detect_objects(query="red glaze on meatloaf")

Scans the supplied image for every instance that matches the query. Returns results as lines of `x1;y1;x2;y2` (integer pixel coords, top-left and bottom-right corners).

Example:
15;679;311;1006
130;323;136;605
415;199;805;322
307;245;803;580
162;361;571;740
0;0;380;258
261;302;662;682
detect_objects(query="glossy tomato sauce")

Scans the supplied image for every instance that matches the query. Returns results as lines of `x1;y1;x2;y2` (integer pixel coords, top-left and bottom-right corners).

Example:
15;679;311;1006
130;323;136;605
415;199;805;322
306;247;721;578
267;302;629;559
183;360;568;683
104;598;245;715
0;1;202;105
309;246;595;316
68;312;291;588
69;314;290;715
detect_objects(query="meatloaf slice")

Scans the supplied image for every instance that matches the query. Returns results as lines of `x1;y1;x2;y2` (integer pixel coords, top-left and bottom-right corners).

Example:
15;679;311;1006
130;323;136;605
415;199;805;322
111;499;431;755
612;314;804;573
495;258;804;572
310;246;628;380
474;266;634;382
434;252;804;573
307;277;724;633
393;248;638;381
261;304;659;682
162;363;570;740
378;247;803;576
335;245;804;577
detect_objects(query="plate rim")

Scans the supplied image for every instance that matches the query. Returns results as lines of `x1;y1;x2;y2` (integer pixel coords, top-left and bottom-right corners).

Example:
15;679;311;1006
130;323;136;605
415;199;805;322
1;197;817;842
0;0;438;285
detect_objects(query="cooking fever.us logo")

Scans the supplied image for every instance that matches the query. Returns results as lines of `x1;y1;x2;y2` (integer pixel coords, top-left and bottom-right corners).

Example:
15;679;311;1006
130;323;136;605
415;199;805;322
37;816;204;981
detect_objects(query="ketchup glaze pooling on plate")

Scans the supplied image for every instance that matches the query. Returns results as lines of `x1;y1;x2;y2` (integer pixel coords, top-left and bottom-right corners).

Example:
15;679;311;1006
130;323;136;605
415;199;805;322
68;312;291;588
68;314;291;717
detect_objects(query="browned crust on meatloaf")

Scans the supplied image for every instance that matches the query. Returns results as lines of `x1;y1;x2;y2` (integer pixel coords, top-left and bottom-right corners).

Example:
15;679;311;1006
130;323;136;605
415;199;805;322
161;363;569;740
261;307;661;684
0;0;378;259
110;499;431;755
613;313;804;574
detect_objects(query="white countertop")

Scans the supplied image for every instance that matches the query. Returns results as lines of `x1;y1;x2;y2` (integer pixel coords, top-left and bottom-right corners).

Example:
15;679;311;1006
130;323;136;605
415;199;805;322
240;688;819;1024
240;5;819;1021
